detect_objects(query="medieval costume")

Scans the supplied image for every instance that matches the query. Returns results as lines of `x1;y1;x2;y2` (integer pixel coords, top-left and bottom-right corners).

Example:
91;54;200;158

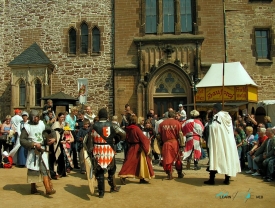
88;108;124;198
182;110;204;170
158;111;183;179
119;115;155;184
20;110;57;195
205;103;241;185
51;117;65;178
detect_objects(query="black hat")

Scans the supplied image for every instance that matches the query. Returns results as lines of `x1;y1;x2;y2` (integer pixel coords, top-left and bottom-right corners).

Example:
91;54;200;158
213;103;222;112
98;108;108;119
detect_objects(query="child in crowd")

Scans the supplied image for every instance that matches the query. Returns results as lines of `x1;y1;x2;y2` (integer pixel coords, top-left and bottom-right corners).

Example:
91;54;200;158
61;125;74;173
76;119;91;174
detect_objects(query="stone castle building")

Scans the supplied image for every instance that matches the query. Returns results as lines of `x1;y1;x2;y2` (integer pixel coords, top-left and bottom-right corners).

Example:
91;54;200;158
0;0;274;120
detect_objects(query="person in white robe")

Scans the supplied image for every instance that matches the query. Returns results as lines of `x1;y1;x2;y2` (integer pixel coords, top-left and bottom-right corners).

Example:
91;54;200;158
204;103;241;185
20;110;57;195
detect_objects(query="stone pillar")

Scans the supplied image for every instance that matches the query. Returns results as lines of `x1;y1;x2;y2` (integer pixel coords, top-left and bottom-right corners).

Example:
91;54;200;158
10;84;16;115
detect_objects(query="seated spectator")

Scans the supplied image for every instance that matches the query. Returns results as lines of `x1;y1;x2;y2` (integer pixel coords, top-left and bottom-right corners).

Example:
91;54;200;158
251;128;275;176
0;151;13;169
246;127;268;174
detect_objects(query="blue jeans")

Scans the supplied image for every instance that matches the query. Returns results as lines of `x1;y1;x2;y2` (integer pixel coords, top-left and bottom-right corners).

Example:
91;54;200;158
247;152;258;170
263;156;275;177
237;148;242;160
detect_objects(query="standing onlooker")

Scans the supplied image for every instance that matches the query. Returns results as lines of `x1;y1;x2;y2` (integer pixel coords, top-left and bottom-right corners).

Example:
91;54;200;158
178;104;187;121
158;110;183;179
137;116;145;130
240;126;254;169
43;111;56;128
76;119;90;174
11;109;23;131
244;114;258;135
51;112;66;178
11;109;23;145
112;116;122;153
264;116;272;129
65;106;79;169
43;99;55;120
16;111;29;167
234;128;242;161
1;115;16;152
84;105;96;124
61;126;74;173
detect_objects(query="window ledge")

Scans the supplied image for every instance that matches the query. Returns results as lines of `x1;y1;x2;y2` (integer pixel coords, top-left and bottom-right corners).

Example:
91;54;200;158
256;59;273;64
68;54;77;57
91;52;101;56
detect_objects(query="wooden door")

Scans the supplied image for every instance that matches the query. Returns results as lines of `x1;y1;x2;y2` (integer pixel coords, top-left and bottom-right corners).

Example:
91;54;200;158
154;97;187;118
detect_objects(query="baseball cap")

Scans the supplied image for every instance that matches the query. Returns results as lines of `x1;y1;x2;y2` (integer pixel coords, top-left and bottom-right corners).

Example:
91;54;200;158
179;104;183;107
22;111;29;117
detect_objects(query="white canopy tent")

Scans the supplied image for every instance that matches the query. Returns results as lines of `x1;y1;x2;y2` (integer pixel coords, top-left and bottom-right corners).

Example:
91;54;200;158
196;62;257;87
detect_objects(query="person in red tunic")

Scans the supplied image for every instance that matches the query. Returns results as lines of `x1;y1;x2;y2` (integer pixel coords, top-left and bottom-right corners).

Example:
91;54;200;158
158;110;183;180
119;115;155;184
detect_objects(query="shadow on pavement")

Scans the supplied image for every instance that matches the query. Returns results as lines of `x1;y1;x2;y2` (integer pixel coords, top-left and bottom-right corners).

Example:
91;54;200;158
3;183;52;198
64;184;93;200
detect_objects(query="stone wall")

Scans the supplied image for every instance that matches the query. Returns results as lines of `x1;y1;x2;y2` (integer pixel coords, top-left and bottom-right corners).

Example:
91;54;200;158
0;0;113;120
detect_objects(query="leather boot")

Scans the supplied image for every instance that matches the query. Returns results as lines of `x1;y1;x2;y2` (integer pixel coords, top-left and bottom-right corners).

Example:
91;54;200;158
186;161;191;170
204;171;216;185
167;170;173;180
31;183;40;195
194;161;201;170
108;175;121;192
223;175;230;185
97;174;105;198
43;176;56;195
177;171;184;178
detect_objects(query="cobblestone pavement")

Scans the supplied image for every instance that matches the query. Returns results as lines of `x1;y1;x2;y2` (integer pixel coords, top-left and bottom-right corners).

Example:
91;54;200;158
0;152;274;208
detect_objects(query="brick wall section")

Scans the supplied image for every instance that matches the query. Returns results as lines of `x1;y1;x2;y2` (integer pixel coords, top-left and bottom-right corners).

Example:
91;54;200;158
224;0;275;100
0;0;113;119
114;0;140;66
198;0;225;63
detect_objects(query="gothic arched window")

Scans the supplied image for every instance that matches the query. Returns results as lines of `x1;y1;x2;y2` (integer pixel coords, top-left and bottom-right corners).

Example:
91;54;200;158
69;28;77;54
35;79;42;106
92;27;100;53
81;23;88;54
19;80;26;106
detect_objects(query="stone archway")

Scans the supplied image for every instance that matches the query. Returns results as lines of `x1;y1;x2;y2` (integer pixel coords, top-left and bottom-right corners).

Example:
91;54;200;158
147;63;192;117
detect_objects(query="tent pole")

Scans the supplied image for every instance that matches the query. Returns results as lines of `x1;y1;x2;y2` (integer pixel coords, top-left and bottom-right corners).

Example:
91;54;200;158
222;61;225;110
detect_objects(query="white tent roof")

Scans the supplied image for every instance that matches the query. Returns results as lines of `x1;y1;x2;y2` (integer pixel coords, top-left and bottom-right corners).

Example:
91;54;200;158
196;62;257;87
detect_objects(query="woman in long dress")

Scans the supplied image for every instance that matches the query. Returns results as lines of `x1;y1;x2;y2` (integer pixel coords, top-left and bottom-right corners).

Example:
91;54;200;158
119;115;154;184
51;112;65;178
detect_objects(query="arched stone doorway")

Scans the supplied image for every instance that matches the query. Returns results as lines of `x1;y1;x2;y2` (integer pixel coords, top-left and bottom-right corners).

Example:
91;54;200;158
147;63;192;117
